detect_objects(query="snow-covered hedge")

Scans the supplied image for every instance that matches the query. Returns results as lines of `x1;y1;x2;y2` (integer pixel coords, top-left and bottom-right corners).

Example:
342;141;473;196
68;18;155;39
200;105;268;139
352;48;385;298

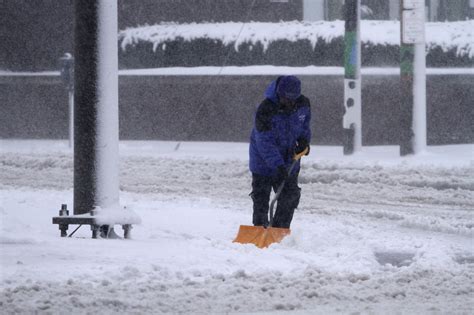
118;20;473;68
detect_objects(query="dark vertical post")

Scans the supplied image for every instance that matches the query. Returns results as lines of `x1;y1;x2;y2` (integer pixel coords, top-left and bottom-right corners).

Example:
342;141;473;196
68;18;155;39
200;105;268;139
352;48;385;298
399;41;415;156
74;2;99;214
73;0;119;215
343;0;361;155
400;0;414;156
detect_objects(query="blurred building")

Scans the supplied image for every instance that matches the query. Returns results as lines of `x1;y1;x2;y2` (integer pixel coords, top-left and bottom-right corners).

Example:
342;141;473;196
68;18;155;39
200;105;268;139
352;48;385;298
303;0;474;21
117;0;473;23
0;0;472;71
1;0;472;145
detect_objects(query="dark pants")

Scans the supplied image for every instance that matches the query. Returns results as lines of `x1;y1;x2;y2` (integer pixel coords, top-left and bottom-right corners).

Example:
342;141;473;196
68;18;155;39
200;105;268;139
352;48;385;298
250;172;301;228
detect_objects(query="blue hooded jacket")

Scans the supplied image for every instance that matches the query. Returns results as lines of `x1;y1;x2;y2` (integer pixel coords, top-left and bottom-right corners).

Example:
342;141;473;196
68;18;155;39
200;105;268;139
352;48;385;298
249;76;311;177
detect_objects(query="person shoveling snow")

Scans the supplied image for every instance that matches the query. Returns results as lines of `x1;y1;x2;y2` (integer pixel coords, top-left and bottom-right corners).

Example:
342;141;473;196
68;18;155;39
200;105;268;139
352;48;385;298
234;75;311;248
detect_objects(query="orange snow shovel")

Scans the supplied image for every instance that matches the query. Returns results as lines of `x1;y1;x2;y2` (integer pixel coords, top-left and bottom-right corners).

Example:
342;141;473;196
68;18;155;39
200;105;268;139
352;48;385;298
233;148;308;248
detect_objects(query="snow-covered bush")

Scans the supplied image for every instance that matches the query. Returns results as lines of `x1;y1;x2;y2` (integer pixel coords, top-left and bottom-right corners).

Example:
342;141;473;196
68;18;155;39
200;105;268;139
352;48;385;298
118;20;474;68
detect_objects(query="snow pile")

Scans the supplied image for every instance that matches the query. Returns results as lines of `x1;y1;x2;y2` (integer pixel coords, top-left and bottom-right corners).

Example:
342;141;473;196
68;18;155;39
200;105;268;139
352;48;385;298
1;140;473;313
119;20;474;58
93;205;141;226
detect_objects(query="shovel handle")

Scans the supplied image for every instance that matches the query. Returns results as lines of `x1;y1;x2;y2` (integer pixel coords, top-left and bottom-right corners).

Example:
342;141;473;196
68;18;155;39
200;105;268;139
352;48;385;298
268;147;308;227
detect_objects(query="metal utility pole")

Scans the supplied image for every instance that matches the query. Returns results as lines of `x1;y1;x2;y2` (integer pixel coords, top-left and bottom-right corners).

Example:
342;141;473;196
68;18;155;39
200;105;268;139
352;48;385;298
400;0;426;155
343;0;362;155
53;0;135;239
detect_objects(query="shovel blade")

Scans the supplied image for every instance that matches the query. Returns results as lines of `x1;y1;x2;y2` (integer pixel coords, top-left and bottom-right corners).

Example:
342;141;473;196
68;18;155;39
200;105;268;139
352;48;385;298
233;225;290;248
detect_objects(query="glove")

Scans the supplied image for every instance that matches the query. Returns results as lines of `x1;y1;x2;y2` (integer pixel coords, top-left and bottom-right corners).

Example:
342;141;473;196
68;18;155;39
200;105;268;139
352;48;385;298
274;165;288;186
295;137;310;155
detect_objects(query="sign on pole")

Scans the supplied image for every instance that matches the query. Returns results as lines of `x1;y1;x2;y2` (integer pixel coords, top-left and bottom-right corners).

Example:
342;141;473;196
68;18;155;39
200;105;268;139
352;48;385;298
402;9;424;44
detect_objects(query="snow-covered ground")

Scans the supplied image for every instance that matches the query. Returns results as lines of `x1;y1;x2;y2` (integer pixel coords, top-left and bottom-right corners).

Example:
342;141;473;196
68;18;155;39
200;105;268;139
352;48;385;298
0;140;473;314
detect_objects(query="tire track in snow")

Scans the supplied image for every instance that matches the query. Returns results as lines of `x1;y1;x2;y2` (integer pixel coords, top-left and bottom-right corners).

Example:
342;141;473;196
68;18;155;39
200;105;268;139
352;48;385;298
1;152;472;207
1;152;473;237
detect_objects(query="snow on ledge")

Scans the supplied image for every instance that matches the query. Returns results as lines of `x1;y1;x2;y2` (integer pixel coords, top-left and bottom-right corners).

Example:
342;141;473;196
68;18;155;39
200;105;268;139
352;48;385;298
119;20;474;58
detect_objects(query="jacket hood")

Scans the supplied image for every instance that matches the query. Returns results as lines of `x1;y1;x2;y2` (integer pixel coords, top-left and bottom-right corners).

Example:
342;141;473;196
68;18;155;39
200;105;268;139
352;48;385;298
264;77;281;104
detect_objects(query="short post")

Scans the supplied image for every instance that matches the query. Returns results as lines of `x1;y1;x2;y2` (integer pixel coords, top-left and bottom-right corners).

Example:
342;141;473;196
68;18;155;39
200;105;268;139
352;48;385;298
58;204;70;237
122;224;132;239
91;225;100;239
59;53;74;148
